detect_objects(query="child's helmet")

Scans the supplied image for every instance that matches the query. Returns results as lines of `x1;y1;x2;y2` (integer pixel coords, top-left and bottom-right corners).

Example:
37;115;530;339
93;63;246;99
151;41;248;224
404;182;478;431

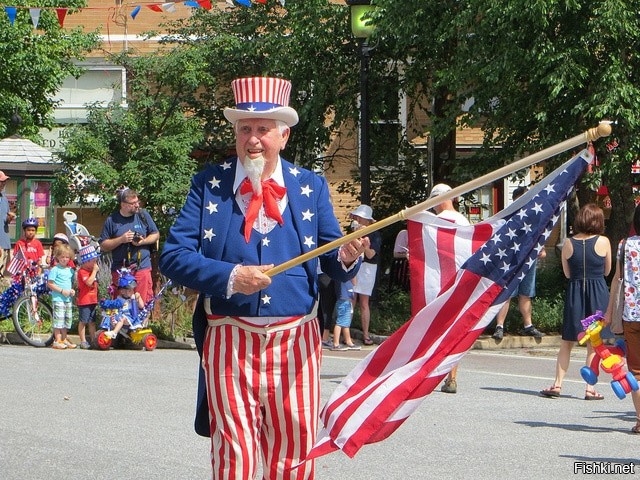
53;233;69;244
117;274;137;289
21;217;38;229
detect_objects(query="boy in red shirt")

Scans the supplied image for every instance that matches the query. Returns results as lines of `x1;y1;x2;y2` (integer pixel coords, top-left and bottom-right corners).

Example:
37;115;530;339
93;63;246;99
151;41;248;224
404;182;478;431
13;218;45;269
76;245;100;349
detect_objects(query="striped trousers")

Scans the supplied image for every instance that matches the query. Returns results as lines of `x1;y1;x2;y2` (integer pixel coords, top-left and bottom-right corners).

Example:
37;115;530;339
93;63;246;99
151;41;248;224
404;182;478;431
203;318;321;480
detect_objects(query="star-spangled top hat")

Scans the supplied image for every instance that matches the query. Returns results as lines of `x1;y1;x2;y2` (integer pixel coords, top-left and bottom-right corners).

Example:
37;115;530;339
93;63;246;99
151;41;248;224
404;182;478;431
78;245;99;264
223;77;299;127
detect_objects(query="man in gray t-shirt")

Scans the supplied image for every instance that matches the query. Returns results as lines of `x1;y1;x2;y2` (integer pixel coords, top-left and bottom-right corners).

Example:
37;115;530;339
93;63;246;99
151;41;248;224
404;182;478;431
0;171;16;275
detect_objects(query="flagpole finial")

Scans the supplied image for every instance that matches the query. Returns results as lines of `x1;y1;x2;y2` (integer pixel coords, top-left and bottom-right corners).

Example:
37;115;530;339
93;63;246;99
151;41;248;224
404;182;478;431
588;122;612;142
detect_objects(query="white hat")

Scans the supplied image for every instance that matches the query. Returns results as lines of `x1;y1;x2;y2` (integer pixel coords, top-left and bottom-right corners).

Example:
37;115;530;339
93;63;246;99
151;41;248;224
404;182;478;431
428;183;452;199
350;204;374;221
223;77;299;127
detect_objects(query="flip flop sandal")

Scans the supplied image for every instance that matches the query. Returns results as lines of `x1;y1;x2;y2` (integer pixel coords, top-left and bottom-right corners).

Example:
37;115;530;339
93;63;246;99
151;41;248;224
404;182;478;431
540;385;561;397
363;337;374;346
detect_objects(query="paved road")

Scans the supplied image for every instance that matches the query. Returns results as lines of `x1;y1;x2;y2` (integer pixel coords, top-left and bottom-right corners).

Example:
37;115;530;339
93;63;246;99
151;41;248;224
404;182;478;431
1;343;638;480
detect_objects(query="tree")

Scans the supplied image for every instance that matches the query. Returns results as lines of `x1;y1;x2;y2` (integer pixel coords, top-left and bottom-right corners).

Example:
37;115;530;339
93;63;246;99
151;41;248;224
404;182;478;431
0;1;98;138
373;0;640;246
51;52;203;234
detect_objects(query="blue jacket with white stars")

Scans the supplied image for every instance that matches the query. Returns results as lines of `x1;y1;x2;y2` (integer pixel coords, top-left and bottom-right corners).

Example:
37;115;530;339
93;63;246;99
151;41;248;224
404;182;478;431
159;156;360;437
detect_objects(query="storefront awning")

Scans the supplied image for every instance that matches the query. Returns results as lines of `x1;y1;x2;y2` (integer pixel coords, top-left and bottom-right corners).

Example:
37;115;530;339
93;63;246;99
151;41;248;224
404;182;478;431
0;135;59;173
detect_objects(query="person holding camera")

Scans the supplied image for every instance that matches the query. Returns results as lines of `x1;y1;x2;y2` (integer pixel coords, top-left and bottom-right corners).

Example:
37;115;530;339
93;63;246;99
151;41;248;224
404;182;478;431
99;187;159;303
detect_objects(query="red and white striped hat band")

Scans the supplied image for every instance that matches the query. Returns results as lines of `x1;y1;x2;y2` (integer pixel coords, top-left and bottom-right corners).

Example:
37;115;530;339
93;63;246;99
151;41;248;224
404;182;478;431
223;77;299;127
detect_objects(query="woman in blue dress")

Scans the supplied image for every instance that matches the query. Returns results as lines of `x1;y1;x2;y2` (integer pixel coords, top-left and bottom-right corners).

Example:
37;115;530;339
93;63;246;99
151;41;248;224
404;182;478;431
541;203;611;400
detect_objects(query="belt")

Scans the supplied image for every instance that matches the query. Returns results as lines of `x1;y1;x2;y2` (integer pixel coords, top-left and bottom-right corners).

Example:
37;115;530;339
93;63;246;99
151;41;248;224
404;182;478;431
205;301;318;334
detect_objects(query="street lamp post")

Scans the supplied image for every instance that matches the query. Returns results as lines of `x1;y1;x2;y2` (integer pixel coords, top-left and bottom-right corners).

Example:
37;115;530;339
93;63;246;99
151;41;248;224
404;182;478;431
347;0;376;205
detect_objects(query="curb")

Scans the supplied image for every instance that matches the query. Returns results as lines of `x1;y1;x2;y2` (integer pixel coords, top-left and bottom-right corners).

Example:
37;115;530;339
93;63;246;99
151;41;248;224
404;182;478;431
1;331;196;350
351;329;567;351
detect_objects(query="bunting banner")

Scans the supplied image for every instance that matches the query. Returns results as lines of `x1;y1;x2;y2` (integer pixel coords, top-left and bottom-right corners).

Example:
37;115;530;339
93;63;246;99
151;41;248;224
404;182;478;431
0;0;263;28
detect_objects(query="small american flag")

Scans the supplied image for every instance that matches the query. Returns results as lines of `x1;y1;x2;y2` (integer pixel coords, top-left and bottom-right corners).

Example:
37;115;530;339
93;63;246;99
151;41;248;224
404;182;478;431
7;245;27;276
304;149;593;461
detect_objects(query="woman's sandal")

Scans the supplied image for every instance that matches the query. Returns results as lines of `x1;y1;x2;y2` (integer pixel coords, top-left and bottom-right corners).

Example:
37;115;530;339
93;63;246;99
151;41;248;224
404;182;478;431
631;417;640;434
584;389;604;400
540;385;561;398
363;337;374;346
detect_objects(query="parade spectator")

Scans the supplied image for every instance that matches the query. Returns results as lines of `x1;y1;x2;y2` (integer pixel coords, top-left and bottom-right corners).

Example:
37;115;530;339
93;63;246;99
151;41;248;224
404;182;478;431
105;274;145;339
350;204;381;346
318;264;337;348
493;187;545;340
14;218;45;266
604;203;640;433
99;188;159;303
429;184;470;395
541;203;611;400
48;243;76;350
0;171;15;275
390;227;410;291
47;233;76;269
76;245;100;349
331;276;361;351
159;76;367;479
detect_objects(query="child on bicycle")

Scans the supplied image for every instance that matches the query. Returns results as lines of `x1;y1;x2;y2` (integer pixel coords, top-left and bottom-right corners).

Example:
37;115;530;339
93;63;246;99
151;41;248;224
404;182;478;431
105;273;145;339
76;245;99;349
47;243;76;349
13;218;46;270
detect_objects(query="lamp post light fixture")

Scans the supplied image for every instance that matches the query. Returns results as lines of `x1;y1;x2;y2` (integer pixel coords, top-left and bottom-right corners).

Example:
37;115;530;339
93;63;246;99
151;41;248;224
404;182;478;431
347;0;376;205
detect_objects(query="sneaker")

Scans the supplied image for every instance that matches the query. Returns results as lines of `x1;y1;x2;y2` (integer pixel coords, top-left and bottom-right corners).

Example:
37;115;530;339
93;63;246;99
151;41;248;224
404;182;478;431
330;344;348;351
441;378;457;394
321;340;333;349
79;341;91;349
492;327;504;340
345;343;362;351
520;326;545;338
52;341;67;350
64;339;77;349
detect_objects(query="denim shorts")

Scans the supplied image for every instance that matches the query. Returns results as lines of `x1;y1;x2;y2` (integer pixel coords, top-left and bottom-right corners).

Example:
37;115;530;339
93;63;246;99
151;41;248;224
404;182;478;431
335;299;353;328
78;304;97;324
511;265;536;298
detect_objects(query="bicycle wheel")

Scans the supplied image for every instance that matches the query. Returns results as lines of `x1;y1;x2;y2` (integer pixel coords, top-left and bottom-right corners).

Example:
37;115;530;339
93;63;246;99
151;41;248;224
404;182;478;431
12;295;54;347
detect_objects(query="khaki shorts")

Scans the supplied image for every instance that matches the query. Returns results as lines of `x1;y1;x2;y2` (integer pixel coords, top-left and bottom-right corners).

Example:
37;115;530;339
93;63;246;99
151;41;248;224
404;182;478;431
623;321;640;379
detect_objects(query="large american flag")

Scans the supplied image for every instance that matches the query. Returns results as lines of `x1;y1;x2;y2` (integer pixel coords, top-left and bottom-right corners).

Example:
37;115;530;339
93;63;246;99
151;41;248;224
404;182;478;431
304;149;593;461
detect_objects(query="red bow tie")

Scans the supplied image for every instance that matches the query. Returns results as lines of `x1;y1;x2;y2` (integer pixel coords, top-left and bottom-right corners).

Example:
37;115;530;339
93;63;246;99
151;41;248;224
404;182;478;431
240;178;287;242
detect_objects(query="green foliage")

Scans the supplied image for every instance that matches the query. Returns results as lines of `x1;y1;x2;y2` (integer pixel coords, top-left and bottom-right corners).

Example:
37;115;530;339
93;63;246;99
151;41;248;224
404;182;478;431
373;0;640;243
499;264;566;335
52;53;203;236
0;0;99;137
353;286;412;335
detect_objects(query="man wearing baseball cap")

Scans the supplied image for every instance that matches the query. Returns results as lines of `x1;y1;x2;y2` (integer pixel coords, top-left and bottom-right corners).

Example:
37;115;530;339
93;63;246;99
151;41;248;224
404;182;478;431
0;171;15;275
160;77;368;479
429;183;470;394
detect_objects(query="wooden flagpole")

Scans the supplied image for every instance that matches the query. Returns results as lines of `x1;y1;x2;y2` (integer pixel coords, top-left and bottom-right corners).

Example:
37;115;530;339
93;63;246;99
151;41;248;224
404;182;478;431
266;122;612;277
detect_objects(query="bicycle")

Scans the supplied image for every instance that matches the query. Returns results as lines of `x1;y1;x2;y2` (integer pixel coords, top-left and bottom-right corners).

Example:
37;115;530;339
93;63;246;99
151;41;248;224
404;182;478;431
3;263;54;347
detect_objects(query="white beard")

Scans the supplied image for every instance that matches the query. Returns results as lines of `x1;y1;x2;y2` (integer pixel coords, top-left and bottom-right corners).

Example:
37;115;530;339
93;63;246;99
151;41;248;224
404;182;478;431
243;155;265;195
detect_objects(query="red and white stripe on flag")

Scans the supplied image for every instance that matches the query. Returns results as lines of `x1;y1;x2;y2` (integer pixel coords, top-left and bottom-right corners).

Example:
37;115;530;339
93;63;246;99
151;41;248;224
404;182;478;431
7;246;27;276
301;149;593;463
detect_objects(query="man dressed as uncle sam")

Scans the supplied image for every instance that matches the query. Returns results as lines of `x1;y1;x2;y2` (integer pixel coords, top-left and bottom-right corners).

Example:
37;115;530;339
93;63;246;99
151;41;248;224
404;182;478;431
159;77;368;480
